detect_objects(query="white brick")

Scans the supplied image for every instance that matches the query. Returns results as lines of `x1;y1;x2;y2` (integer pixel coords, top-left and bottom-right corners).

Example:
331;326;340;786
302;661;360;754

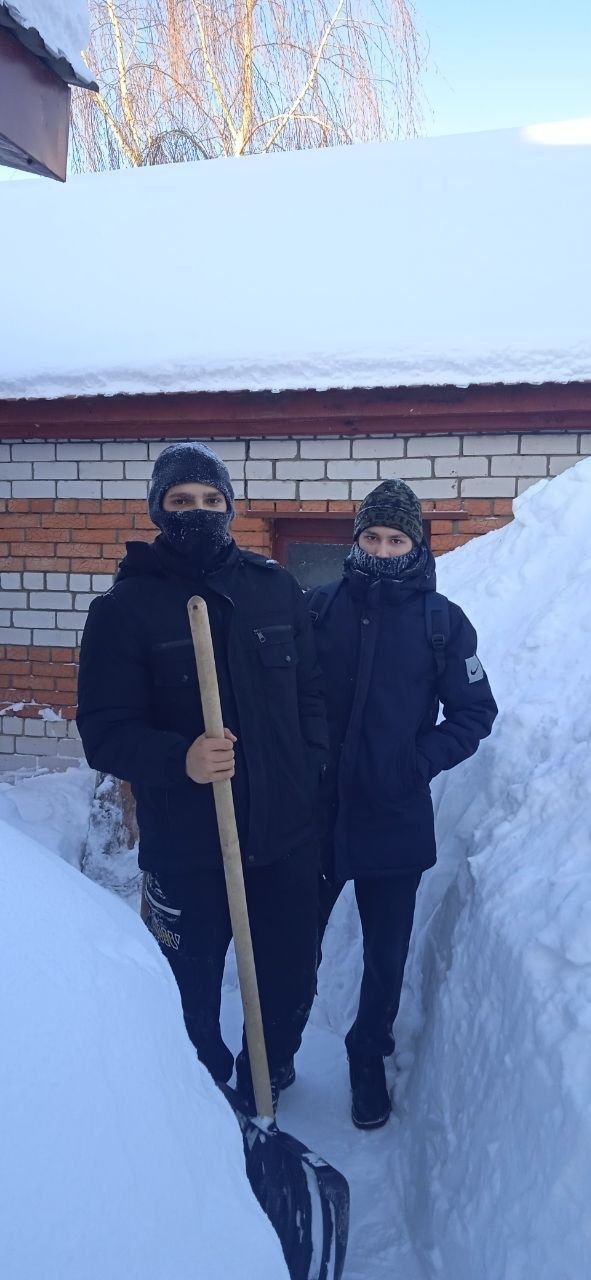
299;482;349;499
24;718;45;737
46;574;68;590
462;434;519;455
520;433;578;454
209;441;246;460
13;610;55;628
70;574;91;591
0;611;10;626
1;573;21;588
148;442;170;459
12;443;55;461
1;716;23;735
0;446;9;461
74;594;99;610
326;461;377;480
277;462;326;480
517;477;545;495
30;592;72;609
57;481;101;498
491;456;547;477
0;484;8;499
23;737;60;757
225;461;245;481
23;572;44;589
0;736;15;753
102;481;148;498
406;479;459;499
351;438;404;458
407;436;459;456
56;738;85;757
34;463;78;480
80;462;124;480
91;575;113;591
57;443;101;460
0;592;27;608
124;462;153;480
3;462;33;477
300;440;351;459
247;481;296;499
57;612;88;629
0;628;31;643
12;480;56;497
245;461;273;480
67;721;81;739
434;457;489;477
45;719;68;738
249;440;298;459
102;442;148;460
0;753;37;771
461;478;516;497
379;459;431;479
549;456;579;476
33;629;76;646
580;435;591;453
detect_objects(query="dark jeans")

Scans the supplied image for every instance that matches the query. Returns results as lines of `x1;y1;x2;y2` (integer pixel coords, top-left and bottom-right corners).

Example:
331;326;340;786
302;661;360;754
319;870;421;1059
142;849;319;1083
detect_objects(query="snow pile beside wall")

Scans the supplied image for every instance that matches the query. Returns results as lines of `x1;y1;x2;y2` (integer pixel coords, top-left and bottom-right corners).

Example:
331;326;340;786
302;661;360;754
0;820;288;1280
394;458;591;1277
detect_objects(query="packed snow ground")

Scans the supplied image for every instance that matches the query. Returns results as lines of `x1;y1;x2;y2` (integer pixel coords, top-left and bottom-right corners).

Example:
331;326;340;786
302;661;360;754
2;460;590;1277
1;122;590;398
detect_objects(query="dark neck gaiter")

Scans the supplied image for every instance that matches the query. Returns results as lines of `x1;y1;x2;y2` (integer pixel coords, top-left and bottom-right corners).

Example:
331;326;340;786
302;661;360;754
156;508;233;573
346;540;428;581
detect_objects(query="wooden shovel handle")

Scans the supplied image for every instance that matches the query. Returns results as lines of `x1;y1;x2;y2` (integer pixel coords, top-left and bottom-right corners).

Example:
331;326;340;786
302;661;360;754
187;595;274;1120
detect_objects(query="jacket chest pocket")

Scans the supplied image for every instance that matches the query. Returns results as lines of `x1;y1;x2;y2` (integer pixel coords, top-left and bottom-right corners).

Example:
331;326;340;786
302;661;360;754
253;624;298;669
151;640;195;689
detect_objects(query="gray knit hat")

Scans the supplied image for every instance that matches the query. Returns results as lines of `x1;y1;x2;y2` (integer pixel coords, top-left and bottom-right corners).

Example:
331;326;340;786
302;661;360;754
148;442;235;524
354;479;423;545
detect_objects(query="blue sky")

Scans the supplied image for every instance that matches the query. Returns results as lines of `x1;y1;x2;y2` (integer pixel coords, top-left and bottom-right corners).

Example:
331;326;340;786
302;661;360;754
419;0;591;135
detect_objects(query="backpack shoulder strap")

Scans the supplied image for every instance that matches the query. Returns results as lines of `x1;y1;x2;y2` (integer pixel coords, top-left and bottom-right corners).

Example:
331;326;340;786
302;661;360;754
424;591;450;677
306;579;343;627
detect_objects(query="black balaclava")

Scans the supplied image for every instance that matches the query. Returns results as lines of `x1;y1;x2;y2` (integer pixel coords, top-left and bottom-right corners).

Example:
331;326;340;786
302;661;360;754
348;478;427;581
148;442;235;570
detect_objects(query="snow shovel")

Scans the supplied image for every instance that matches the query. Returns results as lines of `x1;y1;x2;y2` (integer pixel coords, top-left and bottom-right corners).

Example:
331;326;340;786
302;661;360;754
187;596;349;1280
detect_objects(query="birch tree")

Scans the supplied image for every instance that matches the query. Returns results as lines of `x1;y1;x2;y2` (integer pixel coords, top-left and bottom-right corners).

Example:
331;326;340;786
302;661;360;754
72;0;424;170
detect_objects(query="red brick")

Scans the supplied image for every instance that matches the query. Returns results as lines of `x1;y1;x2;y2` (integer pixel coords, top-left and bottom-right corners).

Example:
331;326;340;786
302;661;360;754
41;514;87;529
0;660;31;675
327;501;356;513
299;501;328;512
74;558;117;572
10;542;54;556
420;500;435;512
6;646;31;659
249;501;277;513
462;518;504;535
20;527;61;543
30;500;54;512
51;648;77;662
428;519;453;533
494;499;514;515
57;542;100;557
7;500;30;512
24;557;69;571
0;558;24;570
0;514;41;528
54;500;79;513
462;499;494;514
86;515;133;529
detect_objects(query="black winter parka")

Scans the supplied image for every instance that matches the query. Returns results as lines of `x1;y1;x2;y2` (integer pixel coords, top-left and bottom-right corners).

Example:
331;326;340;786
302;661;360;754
310;554;498;881
77;540;328;874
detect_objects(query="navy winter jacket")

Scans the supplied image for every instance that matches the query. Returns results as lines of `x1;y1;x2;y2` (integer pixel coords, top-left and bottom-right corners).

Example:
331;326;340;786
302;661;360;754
309;552;497;880
77;539;328;874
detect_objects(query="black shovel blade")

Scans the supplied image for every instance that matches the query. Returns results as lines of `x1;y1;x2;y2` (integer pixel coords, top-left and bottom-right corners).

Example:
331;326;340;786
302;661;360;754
219;1085;349;1280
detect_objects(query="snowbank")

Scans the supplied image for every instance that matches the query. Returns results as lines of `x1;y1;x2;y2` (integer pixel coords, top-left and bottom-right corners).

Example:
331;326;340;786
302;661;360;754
0;122;590;398
391;458;591;1277
2;2;93;85
0;819;288;1280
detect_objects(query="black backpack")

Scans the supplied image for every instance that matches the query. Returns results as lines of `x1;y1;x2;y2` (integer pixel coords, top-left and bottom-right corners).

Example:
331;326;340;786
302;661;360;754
307;580;450;677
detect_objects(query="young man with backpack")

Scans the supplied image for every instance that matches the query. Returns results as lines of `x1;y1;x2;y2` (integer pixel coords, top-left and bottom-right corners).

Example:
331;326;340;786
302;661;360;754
77;442;328;1112
308;479;497;1130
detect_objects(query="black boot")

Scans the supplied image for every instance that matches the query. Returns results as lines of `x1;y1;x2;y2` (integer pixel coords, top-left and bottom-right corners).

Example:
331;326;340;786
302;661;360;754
234;1052;295;1115
348;1053;391;1130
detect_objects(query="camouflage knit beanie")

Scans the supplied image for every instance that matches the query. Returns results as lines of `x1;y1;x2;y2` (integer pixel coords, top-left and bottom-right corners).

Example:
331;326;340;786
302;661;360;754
354;479;423;546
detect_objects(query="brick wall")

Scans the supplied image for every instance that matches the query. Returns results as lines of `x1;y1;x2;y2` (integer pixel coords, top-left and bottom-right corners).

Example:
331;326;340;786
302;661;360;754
1;429;588;770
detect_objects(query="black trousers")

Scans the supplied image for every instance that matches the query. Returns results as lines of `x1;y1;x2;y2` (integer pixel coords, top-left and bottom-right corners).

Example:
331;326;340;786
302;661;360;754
142;849;319;1083
319;870;421;1059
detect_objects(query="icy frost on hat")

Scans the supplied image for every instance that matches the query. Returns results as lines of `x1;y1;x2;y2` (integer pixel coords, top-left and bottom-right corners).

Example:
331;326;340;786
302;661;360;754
148;442;235;525
354;479;423;546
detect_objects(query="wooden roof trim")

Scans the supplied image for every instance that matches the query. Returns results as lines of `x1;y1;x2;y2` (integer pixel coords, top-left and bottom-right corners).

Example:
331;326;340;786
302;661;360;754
0;382;590;440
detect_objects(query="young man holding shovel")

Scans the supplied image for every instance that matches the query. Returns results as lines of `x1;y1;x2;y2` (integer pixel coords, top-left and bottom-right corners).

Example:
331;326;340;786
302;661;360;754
77;442;328;1111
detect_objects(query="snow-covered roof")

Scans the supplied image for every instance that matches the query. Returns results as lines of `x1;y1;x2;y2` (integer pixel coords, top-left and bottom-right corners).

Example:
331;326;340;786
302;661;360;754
0;1;95;88
1;120;590;401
